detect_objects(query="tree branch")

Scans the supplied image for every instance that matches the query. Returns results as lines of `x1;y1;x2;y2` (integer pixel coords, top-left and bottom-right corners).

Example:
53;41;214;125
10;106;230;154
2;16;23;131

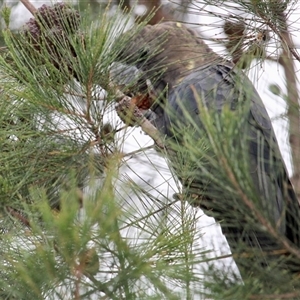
20;0;37;15
252;4;300;198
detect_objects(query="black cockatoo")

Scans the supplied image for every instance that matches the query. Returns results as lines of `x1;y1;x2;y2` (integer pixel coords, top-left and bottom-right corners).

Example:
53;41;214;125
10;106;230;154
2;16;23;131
114;22;300;276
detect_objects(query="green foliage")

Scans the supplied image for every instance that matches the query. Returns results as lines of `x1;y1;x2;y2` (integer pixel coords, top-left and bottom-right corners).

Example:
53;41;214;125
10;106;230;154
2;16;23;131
0;4;209;300
0;165;205;299
0;4;137;211
1;5;10;28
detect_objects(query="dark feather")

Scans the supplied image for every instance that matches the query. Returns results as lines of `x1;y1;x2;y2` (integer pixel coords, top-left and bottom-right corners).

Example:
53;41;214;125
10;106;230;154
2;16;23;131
158;64;300;262
115;22;300;274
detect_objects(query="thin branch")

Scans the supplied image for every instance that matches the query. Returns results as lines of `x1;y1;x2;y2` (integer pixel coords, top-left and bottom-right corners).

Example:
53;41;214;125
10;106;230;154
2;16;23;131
6;206;30;227
121;145;156;158
20;0;37;15
261;11;300;197
195;248;290;265
268;21;300;63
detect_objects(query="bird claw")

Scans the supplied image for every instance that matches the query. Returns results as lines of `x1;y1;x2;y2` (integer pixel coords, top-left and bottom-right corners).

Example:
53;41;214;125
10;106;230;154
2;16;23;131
115;96;144;126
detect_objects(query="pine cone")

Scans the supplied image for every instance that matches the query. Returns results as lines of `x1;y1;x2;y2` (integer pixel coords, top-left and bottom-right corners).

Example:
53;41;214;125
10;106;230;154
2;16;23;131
35;3;80;33
224;20;269;69
21;2;82;81
223;20;246;65
24;3;80;44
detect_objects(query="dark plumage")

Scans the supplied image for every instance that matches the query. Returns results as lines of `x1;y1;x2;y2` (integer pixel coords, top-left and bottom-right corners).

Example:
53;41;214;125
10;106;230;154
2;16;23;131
115;22;300;276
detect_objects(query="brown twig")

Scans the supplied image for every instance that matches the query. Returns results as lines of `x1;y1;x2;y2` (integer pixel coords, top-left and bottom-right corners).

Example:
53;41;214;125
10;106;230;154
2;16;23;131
6;206;30;227
258;10;300;199
20;0;37;15
197;248;290;265
277;30;300;200
74;267;82;300
269;21;300;63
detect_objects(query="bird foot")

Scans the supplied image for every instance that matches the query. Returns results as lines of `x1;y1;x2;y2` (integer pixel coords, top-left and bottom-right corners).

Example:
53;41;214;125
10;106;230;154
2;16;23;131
115;95;144;126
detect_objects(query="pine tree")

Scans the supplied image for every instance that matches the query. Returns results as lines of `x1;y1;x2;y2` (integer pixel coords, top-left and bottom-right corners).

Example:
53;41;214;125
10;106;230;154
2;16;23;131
0;1;299;299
